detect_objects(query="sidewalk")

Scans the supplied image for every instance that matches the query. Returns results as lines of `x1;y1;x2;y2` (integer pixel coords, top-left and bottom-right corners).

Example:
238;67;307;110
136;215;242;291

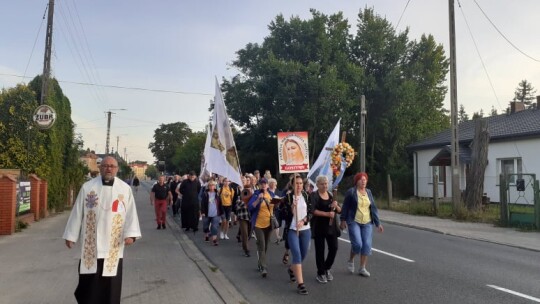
0;184;245;304
379;209;540;252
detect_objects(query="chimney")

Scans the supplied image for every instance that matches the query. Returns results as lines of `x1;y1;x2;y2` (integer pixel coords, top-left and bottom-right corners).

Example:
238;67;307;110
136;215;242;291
510;101;525;113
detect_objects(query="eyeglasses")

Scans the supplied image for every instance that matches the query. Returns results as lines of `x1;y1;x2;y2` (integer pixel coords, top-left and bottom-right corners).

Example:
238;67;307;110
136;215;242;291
101;164;118;169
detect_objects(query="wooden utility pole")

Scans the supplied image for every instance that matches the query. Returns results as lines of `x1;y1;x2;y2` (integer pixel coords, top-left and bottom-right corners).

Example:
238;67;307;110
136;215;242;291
448;0;461;210
40;0;55;105
360;95;366;173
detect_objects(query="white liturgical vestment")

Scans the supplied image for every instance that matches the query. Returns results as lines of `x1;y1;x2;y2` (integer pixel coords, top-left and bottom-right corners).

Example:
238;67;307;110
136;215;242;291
63;176;141;276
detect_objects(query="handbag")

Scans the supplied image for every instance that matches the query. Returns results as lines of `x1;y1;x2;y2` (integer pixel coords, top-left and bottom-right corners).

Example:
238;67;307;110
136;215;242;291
265;200;280;229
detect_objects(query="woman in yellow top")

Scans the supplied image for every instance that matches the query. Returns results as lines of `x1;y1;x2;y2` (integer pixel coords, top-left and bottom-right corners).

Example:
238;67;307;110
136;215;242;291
247;178;276;278
340;172;384;277
219;178;235;240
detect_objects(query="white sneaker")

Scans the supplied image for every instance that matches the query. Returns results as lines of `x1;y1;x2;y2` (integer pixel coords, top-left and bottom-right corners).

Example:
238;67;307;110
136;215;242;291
224;234;229;240
220;232;224;240
359;268;371;277
347;261;355;273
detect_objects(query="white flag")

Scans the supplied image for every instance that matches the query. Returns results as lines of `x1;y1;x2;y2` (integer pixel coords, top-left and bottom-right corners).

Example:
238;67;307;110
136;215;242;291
205;78;243;187
307;119;340;190
200;125;212;183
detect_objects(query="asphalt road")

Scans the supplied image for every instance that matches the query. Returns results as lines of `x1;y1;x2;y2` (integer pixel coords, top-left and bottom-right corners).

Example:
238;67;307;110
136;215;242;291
174;212;540;304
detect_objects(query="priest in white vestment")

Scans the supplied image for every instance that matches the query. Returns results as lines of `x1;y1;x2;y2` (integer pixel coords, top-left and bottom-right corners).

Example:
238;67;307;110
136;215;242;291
63;156;141;304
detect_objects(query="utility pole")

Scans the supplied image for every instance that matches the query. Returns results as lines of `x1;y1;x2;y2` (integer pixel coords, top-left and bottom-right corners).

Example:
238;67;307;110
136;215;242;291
105;109;126;154
360;95;367;173
40;0;55;105
448;0;461;210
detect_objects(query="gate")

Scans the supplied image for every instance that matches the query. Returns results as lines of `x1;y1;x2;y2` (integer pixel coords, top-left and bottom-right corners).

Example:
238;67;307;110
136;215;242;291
499;174;540;229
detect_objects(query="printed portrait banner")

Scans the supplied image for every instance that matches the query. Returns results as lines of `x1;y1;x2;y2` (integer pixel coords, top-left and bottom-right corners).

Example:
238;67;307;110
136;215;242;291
277;131;309;174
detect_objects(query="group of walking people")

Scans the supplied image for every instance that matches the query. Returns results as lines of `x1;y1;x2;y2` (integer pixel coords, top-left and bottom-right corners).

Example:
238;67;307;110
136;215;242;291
189;169;384;295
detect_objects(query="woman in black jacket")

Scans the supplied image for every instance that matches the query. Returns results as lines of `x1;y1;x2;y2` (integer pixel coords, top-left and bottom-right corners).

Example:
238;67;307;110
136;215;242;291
311;175;341;284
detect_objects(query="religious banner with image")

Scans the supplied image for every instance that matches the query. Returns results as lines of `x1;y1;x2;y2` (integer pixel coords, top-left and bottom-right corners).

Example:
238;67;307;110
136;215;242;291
277;131;309;173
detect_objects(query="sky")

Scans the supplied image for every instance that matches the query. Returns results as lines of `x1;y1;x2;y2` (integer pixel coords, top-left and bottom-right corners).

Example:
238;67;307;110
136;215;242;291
1;0;539;164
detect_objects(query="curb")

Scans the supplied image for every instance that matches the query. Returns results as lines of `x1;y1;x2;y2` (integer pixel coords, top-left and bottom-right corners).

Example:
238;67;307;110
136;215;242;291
166;215;249;304
383;219;540;253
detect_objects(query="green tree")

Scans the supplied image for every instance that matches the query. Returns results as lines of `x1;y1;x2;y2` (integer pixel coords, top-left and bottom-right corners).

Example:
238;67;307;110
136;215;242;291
145;164;158;179
489;106;498;116
223;8;450;196
172;131;206;174
513;79;536;108
148;122;193;173
458;104;469;122
472;109;484;120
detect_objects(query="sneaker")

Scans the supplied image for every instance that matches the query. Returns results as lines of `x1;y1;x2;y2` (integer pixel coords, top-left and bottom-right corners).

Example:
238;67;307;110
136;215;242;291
316;274;327;284
326;270;334;281
157;224;161;230
244;251;250;257
261;268;268;278
161;223;166;229
347;261;355;273
204;236;209;242
359;268;370;277
213;240;218;246
224;234;229;240
220;232;224;240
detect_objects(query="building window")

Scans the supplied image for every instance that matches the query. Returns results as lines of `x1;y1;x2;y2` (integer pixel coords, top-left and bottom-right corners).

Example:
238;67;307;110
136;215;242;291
430;166;445;184
498;158;522;184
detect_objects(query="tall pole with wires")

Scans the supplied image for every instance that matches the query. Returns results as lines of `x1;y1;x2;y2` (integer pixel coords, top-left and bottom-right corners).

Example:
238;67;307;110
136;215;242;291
40;0;55;105
105;109;126;155
449;0;461;211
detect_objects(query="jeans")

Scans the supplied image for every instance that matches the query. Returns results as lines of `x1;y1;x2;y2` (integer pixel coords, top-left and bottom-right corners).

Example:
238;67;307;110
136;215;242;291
287;229;311;264
347;221;373;255
203;216;221;237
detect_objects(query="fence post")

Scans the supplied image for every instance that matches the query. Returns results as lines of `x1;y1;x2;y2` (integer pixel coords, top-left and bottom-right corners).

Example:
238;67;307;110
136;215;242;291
499;174;508;227
432;167;439;215
0;175;17;235
387;174;392;208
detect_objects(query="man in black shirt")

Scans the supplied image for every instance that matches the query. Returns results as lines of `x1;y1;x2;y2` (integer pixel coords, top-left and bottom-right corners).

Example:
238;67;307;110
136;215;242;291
151;175;172;229
179;171;201;232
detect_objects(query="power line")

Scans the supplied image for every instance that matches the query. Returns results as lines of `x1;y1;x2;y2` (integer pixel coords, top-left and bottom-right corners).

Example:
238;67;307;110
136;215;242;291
457;0;502;111
0;73;212;96
472;0;540;63
22;3;48;81
395;0;412;30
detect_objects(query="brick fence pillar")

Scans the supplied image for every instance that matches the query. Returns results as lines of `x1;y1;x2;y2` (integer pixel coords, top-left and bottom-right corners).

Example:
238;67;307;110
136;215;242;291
39;180;48;219
29;174;41;221
0;175;17;235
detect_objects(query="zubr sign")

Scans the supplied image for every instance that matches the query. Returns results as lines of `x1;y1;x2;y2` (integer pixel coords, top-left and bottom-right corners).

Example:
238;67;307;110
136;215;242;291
33;105;56;129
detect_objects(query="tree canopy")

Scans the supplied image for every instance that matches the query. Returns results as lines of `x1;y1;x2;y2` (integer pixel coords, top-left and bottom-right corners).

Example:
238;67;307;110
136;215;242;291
222;8;450;195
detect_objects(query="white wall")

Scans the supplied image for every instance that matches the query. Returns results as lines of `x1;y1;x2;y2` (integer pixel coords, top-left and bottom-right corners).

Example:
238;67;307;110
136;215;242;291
414;138;540;203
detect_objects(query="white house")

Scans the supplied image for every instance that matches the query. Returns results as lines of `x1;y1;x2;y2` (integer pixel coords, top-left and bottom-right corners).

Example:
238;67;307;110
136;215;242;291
407;102;540;204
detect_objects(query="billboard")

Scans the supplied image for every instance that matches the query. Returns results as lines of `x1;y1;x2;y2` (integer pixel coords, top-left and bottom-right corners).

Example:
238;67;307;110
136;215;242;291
277;132;309;174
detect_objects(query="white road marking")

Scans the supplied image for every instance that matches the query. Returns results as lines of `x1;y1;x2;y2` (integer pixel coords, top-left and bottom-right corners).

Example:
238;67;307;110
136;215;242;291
338;237;415;263
487;285;540;303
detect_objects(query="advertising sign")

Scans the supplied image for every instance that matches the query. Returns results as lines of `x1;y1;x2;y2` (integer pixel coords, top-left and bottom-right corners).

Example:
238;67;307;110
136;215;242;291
277;131;309;174
33;105;56;129
16;181;31;215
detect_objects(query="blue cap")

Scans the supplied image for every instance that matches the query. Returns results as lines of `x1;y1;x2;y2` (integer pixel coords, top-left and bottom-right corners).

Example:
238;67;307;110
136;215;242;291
258;177;268;184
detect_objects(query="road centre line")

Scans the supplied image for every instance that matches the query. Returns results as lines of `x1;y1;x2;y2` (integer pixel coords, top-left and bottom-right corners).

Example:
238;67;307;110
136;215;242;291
338;237;415;263
487;285;540;303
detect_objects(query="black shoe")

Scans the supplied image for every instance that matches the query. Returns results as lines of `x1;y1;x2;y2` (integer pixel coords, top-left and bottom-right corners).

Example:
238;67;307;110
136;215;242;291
288;267;296;282
236;235;241;243
184;228;190;232
297;284;308;295
162;223;166;229
244;251;250;257
157;224;161;230
205;236;209;242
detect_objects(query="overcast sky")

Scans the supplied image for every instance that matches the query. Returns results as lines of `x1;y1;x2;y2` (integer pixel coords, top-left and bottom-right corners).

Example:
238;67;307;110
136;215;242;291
1;0;539;164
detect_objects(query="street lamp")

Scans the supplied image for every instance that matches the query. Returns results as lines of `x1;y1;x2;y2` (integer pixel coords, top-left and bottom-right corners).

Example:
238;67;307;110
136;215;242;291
105;108;126;154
